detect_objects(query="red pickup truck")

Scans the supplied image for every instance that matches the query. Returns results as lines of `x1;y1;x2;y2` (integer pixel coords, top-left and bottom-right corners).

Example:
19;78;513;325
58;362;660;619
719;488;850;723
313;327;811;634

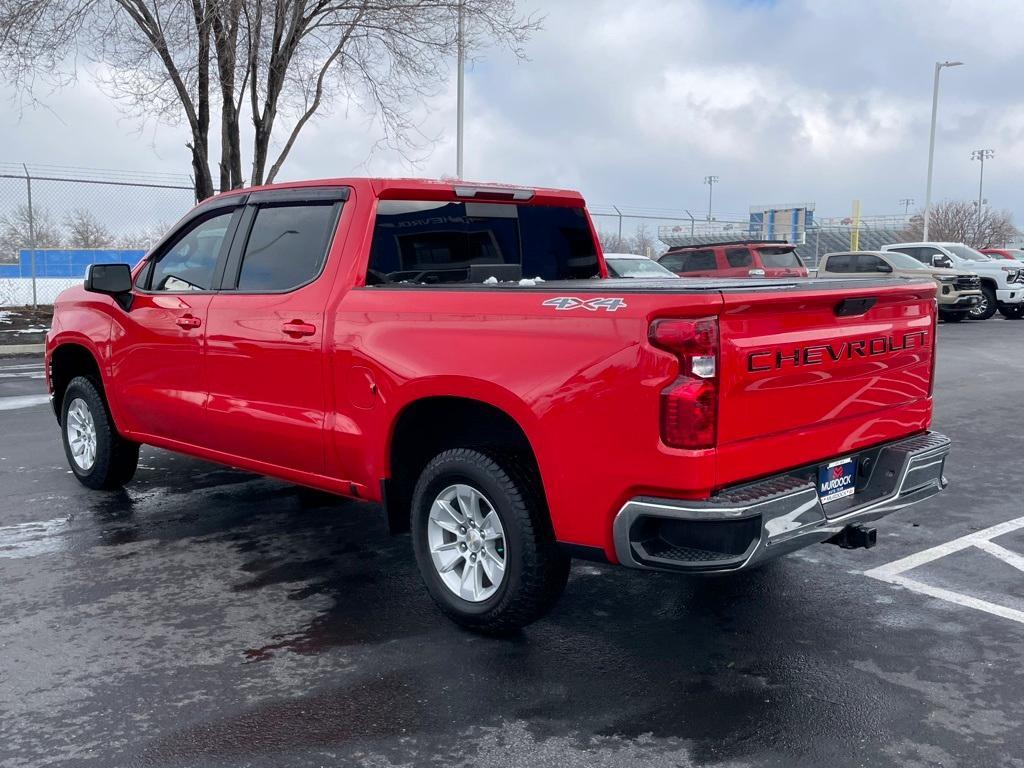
46;178;950;632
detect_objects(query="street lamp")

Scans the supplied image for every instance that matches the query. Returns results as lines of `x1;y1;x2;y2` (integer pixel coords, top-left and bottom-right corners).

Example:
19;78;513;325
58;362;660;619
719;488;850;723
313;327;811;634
455;0;465;178
971;148;994;239
923;60;964;241
704;175;719;221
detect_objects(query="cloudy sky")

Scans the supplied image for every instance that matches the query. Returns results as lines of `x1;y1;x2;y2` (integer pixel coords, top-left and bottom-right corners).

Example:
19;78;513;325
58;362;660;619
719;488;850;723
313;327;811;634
3;0;1022;225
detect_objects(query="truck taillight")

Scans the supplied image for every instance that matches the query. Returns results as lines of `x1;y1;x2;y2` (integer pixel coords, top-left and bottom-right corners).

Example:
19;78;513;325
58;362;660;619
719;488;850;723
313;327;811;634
649;317;718;450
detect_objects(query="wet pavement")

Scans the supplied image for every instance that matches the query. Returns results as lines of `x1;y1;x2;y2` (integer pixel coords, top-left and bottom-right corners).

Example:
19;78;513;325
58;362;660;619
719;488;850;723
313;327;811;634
1;320;1023;767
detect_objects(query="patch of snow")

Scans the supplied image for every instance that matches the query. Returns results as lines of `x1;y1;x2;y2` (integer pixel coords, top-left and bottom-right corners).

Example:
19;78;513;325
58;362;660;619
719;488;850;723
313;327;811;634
518;277;545;286
0;311;13;324
483;276;499;285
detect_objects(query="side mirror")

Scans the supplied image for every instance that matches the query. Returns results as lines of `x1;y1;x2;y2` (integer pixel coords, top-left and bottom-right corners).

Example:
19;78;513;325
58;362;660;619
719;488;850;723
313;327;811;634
931;254;952;269
85;263;134;310
877;262;893;273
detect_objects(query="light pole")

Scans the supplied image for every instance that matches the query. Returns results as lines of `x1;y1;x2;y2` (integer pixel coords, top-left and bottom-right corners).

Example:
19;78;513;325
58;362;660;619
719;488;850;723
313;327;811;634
704;175;718;221
923;60;963;241
456;0;465;178
971;148;994;240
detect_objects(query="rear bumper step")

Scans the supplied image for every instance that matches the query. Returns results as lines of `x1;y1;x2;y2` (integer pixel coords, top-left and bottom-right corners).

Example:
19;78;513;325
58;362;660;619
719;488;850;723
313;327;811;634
613;431;951;573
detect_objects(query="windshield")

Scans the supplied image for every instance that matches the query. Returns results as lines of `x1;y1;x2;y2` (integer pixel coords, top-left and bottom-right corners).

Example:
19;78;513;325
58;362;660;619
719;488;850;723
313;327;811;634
758;247;802;268
947;245;990;261
883;251;931;270
605;257;677;278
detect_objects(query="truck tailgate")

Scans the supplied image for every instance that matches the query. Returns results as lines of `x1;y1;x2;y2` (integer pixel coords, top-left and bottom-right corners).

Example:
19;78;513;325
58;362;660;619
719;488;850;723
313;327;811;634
716;279;936;483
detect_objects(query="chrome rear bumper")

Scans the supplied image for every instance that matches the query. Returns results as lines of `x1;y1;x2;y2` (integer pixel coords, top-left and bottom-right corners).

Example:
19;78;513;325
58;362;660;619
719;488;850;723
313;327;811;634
613;431;951;573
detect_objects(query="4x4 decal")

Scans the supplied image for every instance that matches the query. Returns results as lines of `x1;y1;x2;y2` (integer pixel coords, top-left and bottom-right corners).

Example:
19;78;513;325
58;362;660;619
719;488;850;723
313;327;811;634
542;297;628;312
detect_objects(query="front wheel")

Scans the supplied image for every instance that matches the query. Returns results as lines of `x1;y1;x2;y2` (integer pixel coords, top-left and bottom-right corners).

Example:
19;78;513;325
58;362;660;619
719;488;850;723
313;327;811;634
999;304;1024;320
411;448;569;633
969;285;998;320
61;376;139;490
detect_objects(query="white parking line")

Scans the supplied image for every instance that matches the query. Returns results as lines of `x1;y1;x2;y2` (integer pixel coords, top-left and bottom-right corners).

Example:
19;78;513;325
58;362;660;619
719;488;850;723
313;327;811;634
0;394;51;411
865;515;1024;625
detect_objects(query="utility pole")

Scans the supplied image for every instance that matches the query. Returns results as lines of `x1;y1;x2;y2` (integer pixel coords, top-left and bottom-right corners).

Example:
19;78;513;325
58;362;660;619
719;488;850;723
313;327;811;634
899;198;915;214
971;149;994;242
704;176;718;222
456;0;465;178
923;60;964;240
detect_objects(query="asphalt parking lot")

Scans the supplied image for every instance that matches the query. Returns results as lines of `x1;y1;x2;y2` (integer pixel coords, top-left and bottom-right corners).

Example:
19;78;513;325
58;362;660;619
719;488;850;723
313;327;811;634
2;320;1024;768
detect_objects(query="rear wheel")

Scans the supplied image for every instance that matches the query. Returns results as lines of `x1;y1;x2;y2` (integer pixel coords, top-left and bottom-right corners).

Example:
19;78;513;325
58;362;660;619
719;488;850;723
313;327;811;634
969;285;998;320
998;304;1024;320
61;376;139;490
411;448;569;633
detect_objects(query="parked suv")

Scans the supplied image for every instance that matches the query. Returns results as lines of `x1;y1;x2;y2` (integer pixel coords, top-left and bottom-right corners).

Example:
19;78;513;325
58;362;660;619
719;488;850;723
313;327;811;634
656;240;808;278
816;250;982;322
881;242;1024;319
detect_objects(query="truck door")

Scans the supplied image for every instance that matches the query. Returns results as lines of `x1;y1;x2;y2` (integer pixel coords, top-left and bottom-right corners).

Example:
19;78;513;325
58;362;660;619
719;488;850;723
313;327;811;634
111;200;243;444
203;187;347;476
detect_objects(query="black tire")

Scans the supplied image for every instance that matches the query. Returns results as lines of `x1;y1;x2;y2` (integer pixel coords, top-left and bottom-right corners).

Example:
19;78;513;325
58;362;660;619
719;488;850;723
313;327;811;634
410;448;570;633
939;310;965;323
970;285;998;320
61;376;140;490
998;304;1024;320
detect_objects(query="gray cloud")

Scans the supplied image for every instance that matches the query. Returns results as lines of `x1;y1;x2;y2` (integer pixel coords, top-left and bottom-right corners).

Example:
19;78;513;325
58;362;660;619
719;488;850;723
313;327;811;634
2;0;1021;222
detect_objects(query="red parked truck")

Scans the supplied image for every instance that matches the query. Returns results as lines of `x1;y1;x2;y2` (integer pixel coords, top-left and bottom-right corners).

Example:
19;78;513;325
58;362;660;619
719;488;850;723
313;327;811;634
46;178;950;632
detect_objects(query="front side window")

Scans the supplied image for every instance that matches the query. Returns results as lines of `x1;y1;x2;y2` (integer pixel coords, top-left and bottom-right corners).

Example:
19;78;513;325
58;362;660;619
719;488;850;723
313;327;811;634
856;255;887;273
236;203;338;291
367;200;599;284
659;253;685;272
149;211;234;292
947;244;989;261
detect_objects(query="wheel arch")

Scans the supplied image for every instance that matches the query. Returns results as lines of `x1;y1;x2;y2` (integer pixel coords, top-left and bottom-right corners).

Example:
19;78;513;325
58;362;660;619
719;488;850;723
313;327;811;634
49;341;105;421
383;394;545;535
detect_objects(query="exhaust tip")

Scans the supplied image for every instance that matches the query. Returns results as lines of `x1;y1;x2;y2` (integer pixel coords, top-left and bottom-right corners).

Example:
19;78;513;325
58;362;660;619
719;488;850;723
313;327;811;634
827;523;877;550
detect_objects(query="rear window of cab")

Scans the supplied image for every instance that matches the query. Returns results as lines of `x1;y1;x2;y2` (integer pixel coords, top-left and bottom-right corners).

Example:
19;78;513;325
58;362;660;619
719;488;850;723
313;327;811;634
366;200;600;284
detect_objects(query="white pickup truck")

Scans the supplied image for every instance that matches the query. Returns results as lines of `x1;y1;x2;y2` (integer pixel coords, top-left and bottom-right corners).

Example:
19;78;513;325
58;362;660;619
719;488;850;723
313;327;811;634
881;242;1024;320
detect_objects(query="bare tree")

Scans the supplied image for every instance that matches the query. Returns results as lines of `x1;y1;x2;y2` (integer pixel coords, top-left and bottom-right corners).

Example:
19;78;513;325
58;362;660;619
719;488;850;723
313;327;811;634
116;221;173;249
0;205;63;262
598;223;666;257
64;209;113;248
902;201;1018;248
0;1;540;200
598;229;632;254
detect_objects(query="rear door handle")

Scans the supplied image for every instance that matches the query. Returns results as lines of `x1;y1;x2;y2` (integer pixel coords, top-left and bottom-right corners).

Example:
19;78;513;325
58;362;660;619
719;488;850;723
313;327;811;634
175;314;202;329
282;320;317;338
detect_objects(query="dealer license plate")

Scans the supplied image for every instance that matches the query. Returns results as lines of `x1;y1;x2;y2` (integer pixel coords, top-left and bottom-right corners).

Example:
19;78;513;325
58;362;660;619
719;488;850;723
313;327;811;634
817;457;857;504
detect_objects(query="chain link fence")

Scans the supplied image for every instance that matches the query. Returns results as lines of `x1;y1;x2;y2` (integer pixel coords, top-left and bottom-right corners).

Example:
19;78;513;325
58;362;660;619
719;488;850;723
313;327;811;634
0;164;195;307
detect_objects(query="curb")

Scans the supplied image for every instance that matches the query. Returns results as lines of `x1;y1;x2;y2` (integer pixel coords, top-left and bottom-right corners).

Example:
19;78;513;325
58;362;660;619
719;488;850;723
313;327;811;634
0;344;44;357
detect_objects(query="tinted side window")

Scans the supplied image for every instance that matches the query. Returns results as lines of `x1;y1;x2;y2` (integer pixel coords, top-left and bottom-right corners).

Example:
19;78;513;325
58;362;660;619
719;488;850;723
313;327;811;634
856;255;886;273
725;248;752;268
679;250;716;272
149;211;234;292
659;253;685;272
825;254;853;273
236;204;338;291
